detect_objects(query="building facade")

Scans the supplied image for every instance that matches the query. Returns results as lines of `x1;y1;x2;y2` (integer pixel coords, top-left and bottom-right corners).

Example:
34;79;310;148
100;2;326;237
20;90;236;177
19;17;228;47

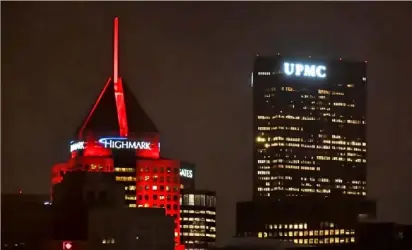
253;55;367;200
180;189;217;250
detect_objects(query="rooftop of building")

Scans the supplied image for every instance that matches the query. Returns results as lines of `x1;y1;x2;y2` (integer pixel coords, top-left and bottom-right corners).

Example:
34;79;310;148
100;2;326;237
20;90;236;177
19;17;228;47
75;78;158;139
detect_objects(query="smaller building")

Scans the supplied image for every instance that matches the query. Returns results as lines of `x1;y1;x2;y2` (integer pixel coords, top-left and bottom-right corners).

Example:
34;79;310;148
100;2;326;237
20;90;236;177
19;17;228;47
236;198;376;246
1;194;52;250
180;189;217;250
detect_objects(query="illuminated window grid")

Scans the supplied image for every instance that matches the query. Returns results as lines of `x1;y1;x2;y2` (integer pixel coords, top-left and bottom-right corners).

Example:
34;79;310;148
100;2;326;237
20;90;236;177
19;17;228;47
135;160;181;246
258;222;356;245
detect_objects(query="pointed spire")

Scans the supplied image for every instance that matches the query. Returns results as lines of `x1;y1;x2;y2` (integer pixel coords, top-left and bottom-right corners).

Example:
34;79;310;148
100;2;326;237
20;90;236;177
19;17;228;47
75;17;158;139
113;17;119;84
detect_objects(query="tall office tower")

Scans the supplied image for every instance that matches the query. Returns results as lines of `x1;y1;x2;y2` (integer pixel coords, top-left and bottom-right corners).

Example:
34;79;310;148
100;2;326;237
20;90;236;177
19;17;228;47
50;18;182;250
252;55;367;201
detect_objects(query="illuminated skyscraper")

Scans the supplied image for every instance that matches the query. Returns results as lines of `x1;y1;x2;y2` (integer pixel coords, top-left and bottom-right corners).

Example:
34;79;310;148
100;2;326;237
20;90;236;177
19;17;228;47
237;55;373;246
51;18;182;249
252;55;367;201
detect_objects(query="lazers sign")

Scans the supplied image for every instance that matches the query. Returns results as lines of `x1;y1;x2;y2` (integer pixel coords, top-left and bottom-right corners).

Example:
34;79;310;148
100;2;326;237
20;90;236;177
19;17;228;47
283;62;327;78
70;137;152;152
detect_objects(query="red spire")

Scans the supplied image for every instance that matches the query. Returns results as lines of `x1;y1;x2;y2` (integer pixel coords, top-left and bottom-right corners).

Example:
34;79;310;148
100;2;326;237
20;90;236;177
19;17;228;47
113;17;119;84
112;17;129;137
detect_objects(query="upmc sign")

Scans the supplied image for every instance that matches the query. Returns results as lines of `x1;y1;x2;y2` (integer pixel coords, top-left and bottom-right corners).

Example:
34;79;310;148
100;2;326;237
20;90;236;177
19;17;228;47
283;62;327;78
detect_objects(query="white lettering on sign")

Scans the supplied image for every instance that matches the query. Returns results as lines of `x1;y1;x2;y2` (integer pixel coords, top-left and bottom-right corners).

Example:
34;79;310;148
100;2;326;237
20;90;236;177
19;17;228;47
98;138;151;150
70;141;85;152
180;169;193;178
284;62;326;78
69;137;152;152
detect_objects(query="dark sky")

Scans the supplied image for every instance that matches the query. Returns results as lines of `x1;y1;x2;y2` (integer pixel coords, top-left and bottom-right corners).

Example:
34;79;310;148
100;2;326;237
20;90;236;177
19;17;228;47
2;1;412;245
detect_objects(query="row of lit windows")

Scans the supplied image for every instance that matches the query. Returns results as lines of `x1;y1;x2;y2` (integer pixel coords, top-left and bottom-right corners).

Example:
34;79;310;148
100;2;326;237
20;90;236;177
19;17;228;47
181;225;216;232
268;229;350;237
258;156;366;163
258;165;319;171
256;137;366;147
137;194;179;201
139;167;179;174
318;89;345;96
116;176;136;182
138;175;179;183
267;222;342;229
256;189;366;196
181;209;216;215
261;144;367;155
181;232;216;238
115;167;135;172
102;238;115;244
182;217;212;222
182;194;216;207
301;177;366;185
181;225;208;229
258;186;332;193
180;218;216;223
134;185;179;193
258;234;355;245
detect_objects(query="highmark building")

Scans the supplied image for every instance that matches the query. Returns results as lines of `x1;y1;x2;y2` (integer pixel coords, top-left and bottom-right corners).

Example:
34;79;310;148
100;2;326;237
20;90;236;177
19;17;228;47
51;18;183;250
236;55;375;246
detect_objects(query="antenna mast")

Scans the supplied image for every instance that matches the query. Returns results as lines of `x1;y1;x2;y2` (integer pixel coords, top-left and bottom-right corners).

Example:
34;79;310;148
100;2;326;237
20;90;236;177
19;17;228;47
113;17;119;84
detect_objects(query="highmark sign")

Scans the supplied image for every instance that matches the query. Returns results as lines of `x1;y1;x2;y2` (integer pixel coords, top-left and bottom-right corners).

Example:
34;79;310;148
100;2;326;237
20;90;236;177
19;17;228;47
283;62;327;78
69;137;152;152
180;168;193;179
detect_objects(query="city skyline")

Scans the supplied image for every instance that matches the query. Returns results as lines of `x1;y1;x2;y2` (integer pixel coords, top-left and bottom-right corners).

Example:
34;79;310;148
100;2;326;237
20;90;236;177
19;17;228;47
2;1;412;246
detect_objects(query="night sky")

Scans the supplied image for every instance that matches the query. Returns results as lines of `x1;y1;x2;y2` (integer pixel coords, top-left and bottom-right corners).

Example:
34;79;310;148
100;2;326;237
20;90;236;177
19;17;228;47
2;2;412;245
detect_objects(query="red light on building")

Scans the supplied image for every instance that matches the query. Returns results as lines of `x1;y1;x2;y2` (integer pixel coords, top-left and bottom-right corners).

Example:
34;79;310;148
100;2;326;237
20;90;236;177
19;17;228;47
62;241;73;250
50;17;182;250
136;159;181;246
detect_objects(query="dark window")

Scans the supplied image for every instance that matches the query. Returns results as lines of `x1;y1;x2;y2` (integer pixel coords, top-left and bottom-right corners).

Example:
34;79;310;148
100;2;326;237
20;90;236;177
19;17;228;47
98;191;108;203
86;191;95;202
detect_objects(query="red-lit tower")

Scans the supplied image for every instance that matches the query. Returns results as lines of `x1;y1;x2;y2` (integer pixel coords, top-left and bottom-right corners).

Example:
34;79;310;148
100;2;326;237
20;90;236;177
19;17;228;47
51;17;183;249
